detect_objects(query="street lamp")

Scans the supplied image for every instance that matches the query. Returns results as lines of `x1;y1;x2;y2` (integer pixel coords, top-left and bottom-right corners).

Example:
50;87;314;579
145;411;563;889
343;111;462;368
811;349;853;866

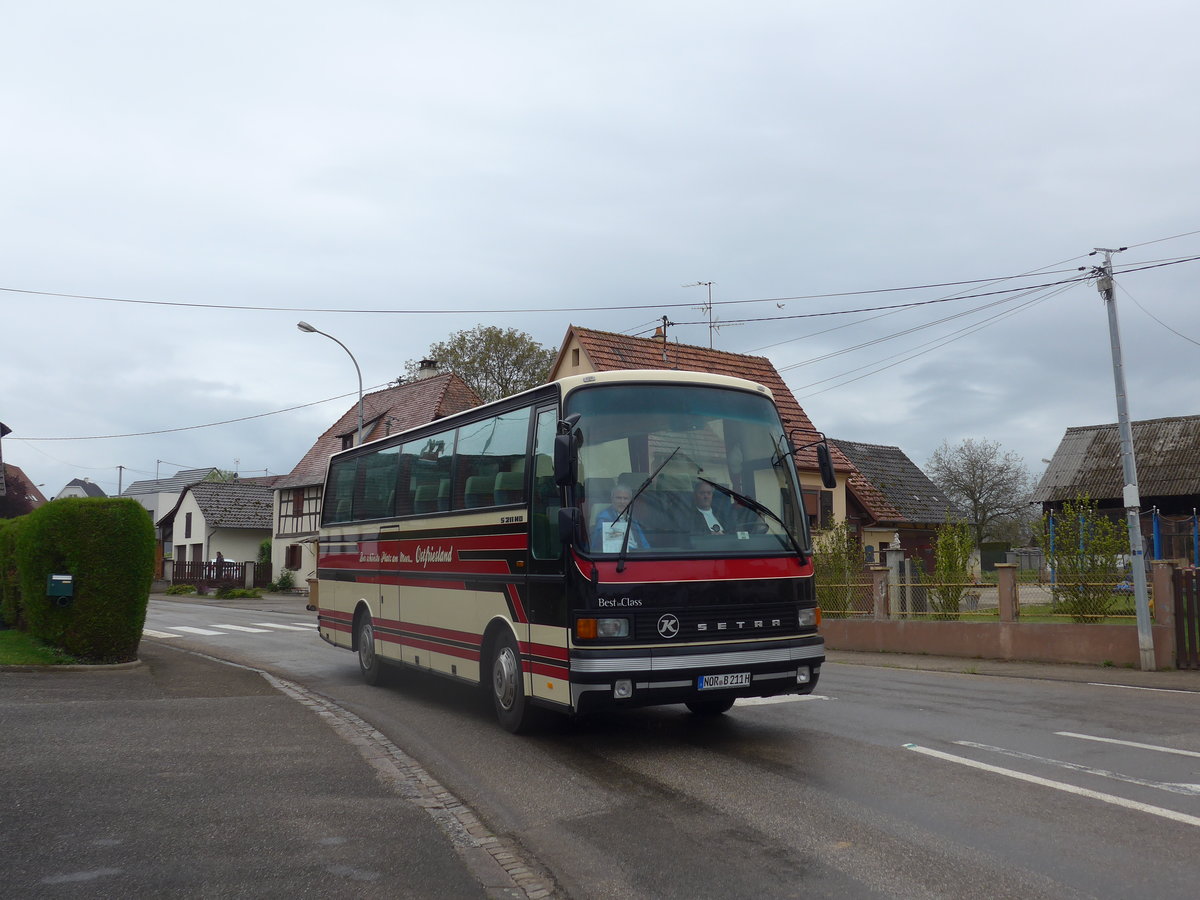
297;321;363;446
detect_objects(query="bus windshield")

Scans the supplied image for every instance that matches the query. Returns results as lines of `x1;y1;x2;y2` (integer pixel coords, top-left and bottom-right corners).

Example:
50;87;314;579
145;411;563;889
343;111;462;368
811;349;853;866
566;383;809;556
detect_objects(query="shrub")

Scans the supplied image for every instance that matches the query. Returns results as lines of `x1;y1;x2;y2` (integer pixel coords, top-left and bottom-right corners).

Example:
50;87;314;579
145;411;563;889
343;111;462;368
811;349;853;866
270;569;296;592
813;520;861;618
215;587;262;599
930;520;974;620
0;517;25;628
165;583;198;595
1036;495;1126;623
15;498;155;662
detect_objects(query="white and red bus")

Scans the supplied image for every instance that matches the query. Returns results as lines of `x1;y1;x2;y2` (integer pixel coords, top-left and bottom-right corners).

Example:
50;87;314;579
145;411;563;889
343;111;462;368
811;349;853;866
315;369;835;732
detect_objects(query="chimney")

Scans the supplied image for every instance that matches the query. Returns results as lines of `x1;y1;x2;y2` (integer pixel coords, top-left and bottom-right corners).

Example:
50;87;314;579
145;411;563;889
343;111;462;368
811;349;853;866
416;359;439;380
653;326;667;363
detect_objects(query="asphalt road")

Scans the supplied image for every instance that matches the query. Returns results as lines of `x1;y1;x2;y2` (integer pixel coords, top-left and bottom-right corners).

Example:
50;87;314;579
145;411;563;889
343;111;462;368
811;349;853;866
132;595;1200;899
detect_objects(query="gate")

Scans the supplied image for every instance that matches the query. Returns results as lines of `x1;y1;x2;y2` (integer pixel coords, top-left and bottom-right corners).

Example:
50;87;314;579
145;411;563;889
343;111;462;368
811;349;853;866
1176;568;1200;670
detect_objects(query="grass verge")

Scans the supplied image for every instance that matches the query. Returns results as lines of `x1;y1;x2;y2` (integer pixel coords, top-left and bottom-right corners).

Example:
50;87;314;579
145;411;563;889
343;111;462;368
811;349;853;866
0;629;80;665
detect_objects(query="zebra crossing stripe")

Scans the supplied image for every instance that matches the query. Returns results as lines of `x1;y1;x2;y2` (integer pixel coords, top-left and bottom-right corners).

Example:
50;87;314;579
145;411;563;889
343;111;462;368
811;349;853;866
212;624;271;633
169;626;225;636
142;629;179;639
252;623;313;631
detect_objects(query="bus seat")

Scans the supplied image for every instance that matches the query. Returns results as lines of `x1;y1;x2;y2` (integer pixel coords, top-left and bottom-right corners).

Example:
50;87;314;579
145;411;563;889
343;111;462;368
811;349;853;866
583;477;615;529
437;478;451;511
494;470;524;504
413;483;439;514
464;475;494;508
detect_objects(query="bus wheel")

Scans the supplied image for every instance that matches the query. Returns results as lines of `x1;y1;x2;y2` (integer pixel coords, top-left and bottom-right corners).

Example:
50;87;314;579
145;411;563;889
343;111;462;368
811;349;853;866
357;612;386;686
685;696;735;716
491;632;533;733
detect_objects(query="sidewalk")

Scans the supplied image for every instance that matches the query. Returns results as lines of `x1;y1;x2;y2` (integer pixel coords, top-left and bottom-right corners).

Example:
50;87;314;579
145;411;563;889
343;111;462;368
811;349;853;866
0;638;529;899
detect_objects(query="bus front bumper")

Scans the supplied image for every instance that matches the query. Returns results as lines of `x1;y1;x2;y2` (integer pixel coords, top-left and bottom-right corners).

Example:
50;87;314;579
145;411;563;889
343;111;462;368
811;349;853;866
568;635;824;713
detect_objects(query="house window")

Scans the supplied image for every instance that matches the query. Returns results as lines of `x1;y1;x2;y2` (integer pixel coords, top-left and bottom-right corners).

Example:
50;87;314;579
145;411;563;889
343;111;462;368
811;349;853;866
341;434;355;451
819;490;834;526
285;544;302;571
184;512;192;539
571;348;580;367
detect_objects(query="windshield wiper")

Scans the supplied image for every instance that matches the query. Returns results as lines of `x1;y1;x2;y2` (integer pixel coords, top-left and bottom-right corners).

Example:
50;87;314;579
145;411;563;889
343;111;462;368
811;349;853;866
614;447;679;572
696;476;807;564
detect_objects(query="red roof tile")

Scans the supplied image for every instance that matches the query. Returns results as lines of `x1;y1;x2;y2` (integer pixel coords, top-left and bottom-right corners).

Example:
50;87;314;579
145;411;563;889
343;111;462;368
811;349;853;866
277;374;481;489
564;326;853;473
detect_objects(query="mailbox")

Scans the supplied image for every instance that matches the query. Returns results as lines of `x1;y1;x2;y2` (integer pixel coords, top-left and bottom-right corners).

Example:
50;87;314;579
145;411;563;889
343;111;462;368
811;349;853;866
46;574;74;608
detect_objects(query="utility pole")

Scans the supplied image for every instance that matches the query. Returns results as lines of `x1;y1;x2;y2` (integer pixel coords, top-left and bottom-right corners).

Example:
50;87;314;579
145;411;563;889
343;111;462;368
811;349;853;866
117;465;125;495
1093;246;1155;670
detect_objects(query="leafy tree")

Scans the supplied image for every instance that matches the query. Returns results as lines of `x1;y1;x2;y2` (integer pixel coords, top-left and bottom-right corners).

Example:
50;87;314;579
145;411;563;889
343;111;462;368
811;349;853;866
926;438;1034;552
929;520;974;620
1035;495;1127;623
0;465;37;519
405;326;555;404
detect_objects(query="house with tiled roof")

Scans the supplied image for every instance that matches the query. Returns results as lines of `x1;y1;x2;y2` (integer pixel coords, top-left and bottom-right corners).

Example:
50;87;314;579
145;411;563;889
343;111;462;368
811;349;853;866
158;481;275;576
271;371;481;583
1034;414;1200;560
1;463;48;513
53;477;108;500
550;325;859;530
833;439;964;571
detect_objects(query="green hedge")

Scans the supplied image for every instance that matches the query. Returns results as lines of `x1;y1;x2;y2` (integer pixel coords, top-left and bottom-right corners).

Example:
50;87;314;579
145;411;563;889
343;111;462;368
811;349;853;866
0;517;24;627
15;498;155;662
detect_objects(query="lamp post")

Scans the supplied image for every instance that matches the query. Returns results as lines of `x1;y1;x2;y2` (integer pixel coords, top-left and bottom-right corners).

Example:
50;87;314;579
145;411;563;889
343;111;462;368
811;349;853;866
297;321;363;446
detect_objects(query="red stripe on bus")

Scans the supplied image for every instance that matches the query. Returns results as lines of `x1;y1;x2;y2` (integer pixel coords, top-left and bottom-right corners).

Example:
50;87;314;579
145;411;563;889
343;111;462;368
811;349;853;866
572;552;811;583
529;660;569;680
523;641;568;661
401;634;481;662
319;608;354;622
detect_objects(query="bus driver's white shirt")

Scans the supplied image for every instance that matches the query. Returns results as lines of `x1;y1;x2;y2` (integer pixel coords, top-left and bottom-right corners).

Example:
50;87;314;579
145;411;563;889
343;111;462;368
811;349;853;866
697;507;722;533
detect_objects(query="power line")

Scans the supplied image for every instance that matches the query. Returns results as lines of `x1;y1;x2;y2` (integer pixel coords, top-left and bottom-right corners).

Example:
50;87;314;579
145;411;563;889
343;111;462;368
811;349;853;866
18;386;381;441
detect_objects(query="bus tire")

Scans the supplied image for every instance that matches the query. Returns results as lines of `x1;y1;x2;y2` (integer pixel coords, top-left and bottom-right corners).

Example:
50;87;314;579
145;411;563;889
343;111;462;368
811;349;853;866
491;631;534;733
685;696;735;716
356;611;387;686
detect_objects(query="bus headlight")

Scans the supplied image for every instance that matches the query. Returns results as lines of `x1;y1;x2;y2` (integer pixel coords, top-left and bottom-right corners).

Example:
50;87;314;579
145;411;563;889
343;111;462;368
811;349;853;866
798;607;820;628
576;617;630;640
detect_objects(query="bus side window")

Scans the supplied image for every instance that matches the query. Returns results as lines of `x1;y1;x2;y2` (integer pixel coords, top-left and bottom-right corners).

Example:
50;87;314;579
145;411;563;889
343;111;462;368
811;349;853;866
324;456;358;524
531;408;561;560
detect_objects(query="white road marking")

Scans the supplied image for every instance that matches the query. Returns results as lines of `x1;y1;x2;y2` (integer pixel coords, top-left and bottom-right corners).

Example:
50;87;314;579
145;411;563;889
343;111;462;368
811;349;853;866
252;622;314;631
1056;731;1200;759
736;694;831;705
955;740;1200;796
1087;682;1198;694
905;743;1200;828
168;626;225;636
212;624;271;633
289;622;318;628
142;629;179;639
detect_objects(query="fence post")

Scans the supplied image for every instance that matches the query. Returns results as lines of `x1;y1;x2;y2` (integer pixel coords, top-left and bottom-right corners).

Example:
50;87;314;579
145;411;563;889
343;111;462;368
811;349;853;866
1151;560;1174;628
163;558;174;582
995;562;1017;622
870;566;890;619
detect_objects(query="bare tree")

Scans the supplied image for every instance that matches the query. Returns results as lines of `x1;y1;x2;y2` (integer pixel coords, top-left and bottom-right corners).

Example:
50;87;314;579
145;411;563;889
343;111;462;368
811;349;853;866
405;326;555;404
926;438;1034;550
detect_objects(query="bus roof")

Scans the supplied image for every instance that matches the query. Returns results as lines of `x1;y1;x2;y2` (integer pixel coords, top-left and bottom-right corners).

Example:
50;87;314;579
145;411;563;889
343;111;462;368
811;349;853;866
553;368;775;400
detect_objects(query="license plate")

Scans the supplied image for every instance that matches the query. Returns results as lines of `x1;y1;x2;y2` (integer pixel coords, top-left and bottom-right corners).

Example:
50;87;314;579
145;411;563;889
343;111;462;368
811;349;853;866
697;671;751;691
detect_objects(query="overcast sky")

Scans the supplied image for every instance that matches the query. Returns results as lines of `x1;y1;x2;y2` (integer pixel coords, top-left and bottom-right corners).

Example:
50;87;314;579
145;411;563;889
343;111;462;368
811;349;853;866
5;2;1198;499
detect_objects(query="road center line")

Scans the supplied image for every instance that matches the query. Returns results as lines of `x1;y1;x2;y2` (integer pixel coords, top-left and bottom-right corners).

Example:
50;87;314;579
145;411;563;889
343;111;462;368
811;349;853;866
1056;731;1200;759
904;743;1200;828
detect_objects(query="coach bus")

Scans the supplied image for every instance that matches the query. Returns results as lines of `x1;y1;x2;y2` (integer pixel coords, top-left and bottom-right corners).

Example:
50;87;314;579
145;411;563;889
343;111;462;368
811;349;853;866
314;369;836;732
